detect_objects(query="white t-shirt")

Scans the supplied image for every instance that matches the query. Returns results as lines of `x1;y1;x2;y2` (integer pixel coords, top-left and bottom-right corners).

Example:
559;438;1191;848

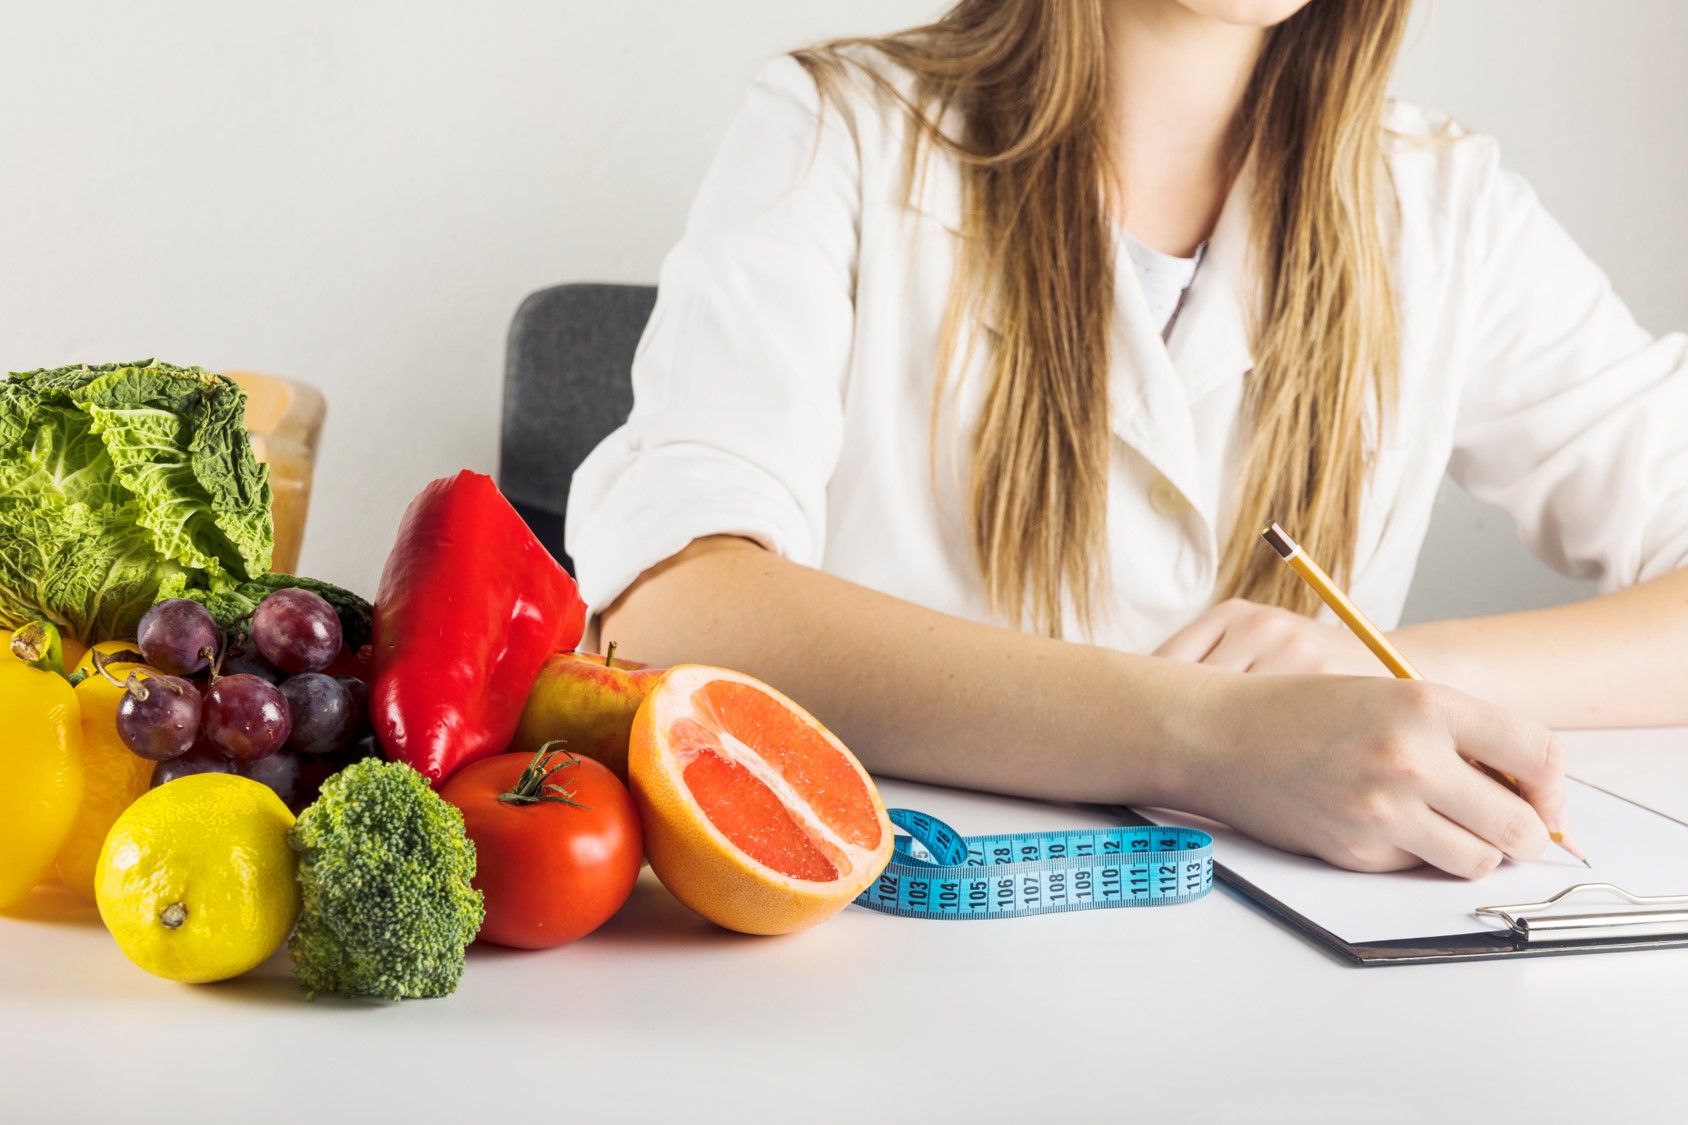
566;54;1688;650
1125;235;1203;338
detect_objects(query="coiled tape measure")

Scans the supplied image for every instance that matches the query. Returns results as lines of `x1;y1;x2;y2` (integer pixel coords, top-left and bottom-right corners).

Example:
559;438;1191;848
853;807;1215;919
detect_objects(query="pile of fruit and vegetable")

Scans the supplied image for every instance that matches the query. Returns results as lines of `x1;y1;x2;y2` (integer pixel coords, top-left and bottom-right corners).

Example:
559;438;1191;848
0;360;893;999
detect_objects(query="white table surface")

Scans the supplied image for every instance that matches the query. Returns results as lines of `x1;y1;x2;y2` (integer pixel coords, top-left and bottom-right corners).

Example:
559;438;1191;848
3;727;1686;1124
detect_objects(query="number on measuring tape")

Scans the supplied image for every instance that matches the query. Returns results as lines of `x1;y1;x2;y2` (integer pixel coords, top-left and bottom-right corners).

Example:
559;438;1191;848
853;808;1214;920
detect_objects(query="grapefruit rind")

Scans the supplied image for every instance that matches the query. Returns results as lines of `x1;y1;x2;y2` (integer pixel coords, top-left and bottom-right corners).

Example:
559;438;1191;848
629;665;893;935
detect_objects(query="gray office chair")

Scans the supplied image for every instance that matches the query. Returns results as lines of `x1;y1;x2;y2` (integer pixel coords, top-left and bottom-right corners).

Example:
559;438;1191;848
500;283;657;570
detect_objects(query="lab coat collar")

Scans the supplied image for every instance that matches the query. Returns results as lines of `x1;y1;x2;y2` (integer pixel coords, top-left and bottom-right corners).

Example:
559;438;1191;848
1109;165;1256;531
961;165;1256;533
1165;164;1256;403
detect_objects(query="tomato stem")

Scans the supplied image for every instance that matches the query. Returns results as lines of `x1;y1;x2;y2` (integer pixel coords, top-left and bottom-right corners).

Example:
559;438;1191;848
498;740;596;809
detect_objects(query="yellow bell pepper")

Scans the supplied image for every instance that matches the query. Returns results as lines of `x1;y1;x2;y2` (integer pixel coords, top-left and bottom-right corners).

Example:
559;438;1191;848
0;655;84;908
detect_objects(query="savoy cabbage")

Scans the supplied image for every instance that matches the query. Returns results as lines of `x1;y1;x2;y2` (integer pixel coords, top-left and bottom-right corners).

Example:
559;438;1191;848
0;359;274;642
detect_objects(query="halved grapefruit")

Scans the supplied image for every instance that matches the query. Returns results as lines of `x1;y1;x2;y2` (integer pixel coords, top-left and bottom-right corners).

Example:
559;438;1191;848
627;665;893;935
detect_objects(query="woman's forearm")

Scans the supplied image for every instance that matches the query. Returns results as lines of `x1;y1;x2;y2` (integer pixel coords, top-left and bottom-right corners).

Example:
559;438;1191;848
1398;567;1688;729
596;536;1218;807
600;537;1578;877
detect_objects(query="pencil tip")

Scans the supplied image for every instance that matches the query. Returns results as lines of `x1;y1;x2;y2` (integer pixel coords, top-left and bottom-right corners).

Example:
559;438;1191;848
1552;831;1591;867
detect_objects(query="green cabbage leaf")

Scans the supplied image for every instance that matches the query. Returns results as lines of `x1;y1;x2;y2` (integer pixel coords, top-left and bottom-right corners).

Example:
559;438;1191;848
0;360;275;642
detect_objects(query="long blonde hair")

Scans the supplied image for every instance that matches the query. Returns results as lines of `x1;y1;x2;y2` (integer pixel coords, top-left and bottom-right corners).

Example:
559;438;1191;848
797;0;1411;636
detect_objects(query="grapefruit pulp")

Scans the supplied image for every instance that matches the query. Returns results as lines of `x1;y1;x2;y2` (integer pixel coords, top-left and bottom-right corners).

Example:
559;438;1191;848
628;665;893;935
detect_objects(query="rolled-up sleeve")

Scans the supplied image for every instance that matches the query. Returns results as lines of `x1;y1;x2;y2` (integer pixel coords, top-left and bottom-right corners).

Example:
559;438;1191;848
565;56;860;612
1450;143;1688;592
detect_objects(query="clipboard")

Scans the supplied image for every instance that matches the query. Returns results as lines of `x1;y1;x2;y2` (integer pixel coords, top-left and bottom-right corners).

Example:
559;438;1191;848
1198;863;1688;967
1110;777;1688;966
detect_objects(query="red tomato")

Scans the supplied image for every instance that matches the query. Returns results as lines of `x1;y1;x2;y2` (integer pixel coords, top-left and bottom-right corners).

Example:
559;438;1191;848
440;746;643;949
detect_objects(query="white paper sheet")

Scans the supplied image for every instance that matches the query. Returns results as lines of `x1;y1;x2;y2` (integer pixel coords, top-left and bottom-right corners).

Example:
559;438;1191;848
1141;779;1688;944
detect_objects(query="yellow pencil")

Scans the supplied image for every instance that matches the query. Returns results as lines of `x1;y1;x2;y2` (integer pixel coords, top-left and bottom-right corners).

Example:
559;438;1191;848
1260;522;1590;868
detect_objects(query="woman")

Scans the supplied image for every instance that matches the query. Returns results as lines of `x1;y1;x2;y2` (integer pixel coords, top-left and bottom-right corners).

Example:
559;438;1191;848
566;0;1688;878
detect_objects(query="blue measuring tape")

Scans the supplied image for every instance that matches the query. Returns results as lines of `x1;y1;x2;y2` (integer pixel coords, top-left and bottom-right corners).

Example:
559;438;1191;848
853;808;1215;920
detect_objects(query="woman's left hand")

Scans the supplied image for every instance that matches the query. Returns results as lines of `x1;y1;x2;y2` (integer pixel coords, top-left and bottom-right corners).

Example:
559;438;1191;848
1153;598;1389;676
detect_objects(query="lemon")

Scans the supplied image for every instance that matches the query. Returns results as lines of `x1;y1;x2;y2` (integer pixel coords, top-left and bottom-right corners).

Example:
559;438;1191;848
95;773;300;983
74;639;150;680
55;673;158;901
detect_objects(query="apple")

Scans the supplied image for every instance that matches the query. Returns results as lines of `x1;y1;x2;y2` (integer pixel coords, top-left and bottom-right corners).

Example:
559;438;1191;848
509;645;664;782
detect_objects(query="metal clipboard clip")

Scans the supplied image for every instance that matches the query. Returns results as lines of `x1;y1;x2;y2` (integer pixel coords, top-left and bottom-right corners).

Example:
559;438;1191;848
1476;882;1688;943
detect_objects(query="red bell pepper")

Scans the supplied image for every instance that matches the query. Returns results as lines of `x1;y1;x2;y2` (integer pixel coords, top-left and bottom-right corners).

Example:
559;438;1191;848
371;470;587;784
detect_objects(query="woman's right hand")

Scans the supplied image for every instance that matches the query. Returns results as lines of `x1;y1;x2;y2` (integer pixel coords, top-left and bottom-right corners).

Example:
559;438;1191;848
1181;673;1569;878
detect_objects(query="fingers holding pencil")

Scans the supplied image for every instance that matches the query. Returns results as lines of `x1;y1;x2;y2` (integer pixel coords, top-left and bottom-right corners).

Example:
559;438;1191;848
1451;713;1590;866
1428;700;1576;864
1260;522;1591;868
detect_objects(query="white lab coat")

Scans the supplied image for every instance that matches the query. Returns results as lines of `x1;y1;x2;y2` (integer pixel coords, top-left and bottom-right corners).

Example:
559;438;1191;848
566;55;1688;651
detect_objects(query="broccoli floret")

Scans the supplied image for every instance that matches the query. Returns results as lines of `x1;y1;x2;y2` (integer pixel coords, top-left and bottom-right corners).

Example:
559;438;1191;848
287;758;484;1000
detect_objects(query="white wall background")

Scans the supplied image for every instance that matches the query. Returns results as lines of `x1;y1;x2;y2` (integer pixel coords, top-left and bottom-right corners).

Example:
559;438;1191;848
2;0;1684;620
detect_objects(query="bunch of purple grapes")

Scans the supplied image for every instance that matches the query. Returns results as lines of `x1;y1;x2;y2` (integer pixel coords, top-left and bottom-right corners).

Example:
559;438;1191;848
114;589;379;811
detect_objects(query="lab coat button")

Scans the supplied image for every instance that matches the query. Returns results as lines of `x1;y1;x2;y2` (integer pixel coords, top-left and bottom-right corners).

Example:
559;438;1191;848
1148;475;1190;518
